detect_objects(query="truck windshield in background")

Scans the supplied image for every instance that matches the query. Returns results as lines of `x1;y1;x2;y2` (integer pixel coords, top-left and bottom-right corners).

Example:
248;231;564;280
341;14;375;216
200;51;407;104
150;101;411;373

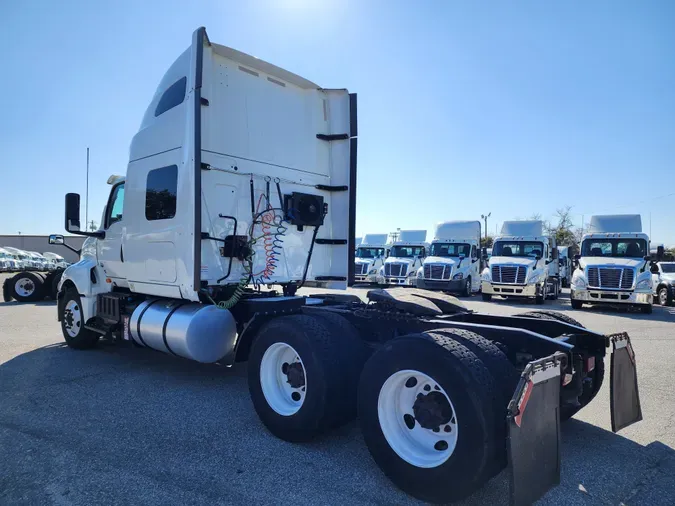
390;245;425;258
581;239;647;258
429;243;470;257
661;263;675;273
356;247;385;258
492;241;543;257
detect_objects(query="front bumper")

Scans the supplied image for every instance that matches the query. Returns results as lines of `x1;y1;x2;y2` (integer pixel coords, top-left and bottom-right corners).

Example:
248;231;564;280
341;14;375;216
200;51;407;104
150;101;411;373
571;288;652;305
355;273;383;284
416;278;465;292
482;281;538;297
385;276;416;286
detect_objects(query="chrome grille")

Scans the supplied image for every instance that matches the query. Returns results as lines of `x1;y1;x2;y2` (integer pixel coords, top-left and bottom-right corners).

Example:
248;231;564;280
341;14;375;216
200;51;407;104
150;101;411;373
491;265;527;284
424;264;451;280
355;263;368;275
587;267;634;289
385;263;408;277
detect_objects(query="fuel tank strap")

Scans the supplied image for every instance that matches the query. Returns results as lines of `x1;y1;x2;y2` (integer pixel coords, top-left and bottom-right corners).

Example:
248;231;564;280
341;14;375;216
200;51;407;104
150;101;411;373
136;299;161;347
162;302;190;356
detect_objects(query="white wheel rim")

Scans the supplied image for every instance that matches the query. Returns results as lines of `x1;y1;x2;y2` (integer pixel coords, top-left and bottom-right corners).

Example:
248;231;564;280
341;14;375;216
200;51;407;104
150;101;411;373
260;342;307;416
15;278;35;297
378;369;458;468
660;289;667;305
63;300;82;338
466;279;471;293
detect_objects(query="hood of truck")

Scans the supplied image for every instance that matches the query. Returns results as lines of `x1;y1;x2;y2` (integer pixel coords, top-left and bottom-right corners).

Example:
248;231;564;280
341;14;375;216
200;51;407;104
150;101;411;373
423;256;462;267
579;257;645;269
489;256;536;268
660;273;675;283
385;257;416;266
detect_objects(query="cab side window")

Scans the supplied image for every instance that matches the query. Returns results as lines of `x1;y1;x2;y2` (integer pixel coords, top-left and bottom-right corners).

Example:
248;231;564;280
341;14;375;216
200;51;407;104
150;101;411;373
146;165;178;221
155;77;187;117
471;245;477;259
106;184;125;227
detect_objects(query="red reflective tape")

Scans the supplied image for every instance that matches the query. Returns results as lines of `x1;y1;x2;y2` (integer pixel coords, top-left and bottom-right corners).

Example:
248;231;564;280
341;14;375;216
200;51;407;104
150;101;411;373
514;380;533;428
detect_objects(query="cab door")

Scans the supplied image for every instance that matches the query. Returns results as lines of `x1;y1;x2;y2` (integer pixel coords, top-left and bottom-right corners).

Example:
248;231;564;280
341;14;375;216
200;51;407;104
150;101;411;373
470;245;481;291
97;183;126;281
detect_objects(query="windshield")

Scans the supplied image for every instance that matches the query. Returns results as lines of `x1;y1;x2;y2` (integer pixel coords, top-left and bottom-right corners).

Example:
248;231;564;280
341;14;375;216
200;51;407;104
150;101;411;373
429;243;471;257
0;252;8;258
581;239;647;258
390;245;426;258
660;264;675;273
356;247;385;259
492;241;544;257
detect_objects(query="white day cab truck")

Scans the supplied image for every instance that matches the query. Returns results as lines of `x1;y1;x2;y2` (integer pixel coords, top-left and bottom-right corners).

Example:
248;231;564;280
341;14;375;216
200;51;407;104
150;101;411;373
50;27;642;505
481;221;560;304
1;246;74;303
571;215;655;313
416;221;483;297
354;233;389;284
380;230;428;286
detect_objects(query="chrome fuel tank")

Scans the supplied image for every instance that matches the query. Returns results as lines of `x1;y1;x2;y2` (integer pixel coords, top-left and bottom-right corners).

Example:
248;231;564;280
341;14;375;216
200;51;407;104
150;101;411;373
130;299;237;363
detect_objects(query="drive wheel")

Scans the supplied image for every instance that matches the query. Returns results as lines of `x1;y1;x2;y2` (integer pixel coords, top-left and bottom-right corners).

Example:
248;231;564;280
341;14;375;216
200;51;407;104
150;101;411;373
248;314;363;442
10;272;45;302
535;285;545;305
571;298;583;310
358;333;497;503
60;289;99;349
481;293;492;302
657;286;673;306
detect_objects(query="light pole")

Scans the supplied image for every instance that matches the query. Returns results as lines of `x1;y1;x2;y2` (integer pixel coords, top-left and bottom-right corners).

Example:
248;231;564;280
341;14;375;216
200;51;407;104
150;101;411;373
481;213;491;242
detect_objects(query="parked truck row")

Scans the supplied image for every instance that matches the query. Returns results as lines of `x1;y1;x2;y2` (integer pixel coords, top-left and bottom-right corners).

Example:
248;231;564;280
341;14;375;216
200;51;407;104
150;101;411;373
1;247;72;302
42;28;643;505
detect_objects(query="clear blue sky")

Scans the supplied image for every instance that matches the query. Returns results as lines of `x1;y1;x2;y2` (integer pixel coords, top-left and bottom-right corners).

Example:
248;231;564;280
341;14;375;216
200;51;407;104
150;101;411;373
1;1;673;244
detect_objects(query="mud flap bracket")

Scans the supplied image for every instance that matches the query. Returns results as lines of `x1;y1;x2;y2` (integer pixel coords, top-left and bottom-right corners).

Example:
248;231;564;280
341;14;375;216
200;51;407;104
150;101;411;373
507;352;565;506
609;332;642;432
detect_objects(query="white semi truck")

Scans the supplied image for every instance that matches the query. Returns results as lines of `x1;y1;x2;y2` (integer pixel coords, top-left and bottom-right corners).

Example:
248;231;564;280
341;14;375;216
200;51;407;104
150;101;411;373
416;221;482;297
354;233;389;284
481;221;560;304
380;230;428;286
571;215;654;313
49;27;642;505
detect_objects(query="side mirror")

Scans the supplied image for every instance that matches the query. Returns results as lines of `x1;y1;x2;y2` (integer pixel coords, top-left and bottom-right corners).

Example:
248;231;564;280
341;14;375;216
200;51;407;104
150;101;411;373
459;254;466;259
643;255;651;262
535;255;542;261
65;193;81;232
650;263;660;274
48;234;64;245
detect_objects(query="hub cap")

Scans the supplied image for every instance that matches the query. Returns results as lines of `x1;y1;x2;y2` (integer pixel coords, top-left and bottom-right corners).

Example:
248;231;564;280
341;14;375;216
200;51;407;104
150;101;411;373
14;278;35;297
63;300;82;338
465;278;471;294
659;288;668;305
378;369;458;468
260;342;307;416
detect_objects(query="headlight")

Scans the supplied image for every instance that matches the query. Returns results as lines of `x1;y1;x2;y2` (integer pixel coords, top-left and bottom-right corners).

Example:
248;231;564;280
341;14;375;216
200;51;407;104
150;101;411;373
453;273;463;280
527;272;543;284
417;268;424;278
481;268;491;282
572;272;587;288
636;278;652;290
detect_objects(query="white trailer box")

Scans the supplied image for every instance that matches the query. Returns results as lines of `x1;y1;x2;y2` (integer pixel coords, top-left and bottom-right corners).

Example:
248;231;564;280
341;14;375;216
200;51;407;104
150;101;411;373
416;221;482;296
354;233;390;283
481;220;560;303
382;230;428;285
571;214;654;312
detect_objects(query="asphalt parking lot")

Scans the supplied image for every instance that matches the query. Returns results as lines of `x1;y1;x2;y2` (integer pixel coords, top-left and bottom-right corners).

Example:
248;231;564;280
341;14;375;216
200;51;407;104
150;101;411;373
1;273;674;505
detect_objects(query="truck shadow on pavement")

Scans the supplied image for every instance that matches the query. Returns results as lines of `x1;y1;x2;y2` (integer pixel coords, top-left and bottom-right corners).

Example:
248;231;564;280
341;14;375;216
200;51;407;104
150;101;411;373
0;300;57;307
1;343;674;505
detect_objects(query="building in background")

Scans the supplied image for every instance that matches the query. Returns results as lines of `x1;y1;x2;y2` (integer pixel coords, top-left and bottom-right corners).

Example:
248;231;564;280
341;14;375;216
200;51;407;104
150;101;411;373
0;235;85;263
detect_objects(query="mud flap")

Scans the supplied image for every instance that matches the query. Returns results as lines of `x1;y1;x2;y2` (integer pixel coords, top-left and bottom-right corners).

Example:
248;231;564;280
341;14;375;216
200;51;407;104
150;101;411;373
507;352;566;506
609;332;642;432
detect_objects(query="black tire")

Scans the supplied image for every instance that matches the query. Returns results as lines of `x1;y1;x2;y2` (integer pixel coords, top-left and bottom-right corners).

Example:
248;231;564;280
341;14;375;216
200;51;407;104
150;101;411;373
571;298;583;310
60;289;99;349
640;304;653;314
481;293;492;302
9;272;45;302
2;277;13;302
461;277;472;297
535;285;545;305
516;310;585;328
248;314;364;442
561;357;605;421
358;332;497;504
429;328;518;470
50;271;64;300
657;286;673;306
